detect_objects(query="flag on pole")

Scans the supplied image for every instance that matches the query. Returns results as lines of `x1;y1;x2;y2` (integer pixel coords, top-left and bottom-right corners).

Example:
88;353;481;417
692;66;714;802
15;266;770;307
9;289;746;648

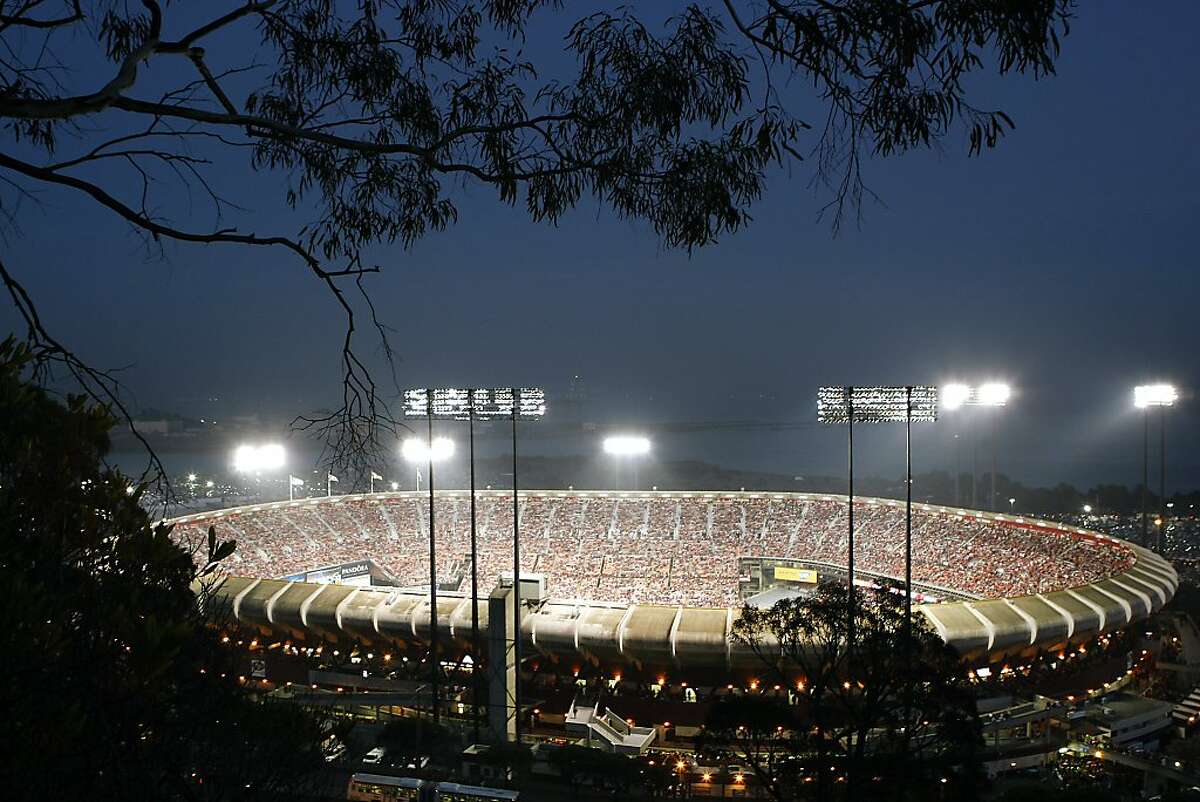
289;475;305;486
370;472;383;481
327;473;339;483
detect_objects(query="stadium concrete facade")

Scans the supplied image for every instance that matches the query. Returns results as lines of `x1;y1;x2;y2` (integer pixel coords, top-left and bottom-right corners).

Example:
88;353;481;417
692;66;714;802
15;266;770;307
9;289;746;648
174;491;1178;674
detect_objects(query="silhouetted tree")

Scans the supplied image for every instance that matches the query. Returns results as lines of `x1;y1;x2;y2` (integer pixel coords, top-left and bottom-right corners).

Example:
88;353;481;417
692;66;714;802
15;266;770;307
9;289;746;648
700;582;983;801
0;0;1073;477
0;337;328;801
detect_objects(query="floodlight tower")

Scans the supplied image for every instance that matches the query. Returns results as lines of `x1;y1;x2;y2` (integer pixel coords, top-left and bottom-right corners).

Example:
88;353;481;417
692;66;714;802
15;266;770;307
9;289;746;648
602;435;651;490
399;403;455;724
816;387;938;645
817;385;937;801
232;443;286;499
404;386;545;743
940;383;1011;511
1134;384;1178;550
511;387;546;743
466;391;480;743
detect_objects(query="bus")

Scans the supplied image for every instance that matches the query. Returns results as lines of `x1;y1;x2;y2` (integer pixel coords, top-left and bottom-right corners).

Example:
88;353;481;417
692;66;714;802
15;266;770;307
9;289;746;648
347;775;519;802
433;782;520;802
347;774;423;802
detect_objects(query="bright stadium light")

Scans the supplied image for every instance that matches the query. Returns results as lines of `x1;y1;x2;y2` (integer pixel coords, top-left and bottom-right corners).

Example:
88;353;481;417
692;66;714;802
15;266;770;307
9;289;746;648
1134;383;1178;408
1135;383;1181;552
603;435;652;491
403;386;547;420
941;383;971;411
940;382;1011;408
232;445;255;472
401;436;455;463
816;386;938;423
603;435;652;456
232;443;286;473
977;382;1011;407
939;382;1013;511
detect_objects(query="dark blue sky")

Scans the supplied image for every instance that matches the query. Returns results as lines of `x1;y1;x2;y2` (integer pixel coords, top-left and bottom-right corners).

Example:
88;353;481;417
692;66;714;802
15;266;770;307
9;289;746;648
2;2;1197;489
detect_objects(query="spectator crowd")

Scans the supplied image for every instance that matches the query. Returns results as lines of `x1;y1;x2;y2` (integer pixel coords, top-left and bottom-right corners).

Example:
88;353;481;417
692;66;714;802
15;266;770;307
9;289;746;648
172;491;1136;607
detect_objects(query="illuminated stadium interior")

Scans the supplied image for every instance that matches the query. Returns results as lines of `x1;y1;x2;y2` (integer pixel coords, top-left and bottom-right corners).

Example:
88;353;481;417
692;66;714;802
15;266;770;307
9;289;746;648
174;490;1139;606
173;491;1177;668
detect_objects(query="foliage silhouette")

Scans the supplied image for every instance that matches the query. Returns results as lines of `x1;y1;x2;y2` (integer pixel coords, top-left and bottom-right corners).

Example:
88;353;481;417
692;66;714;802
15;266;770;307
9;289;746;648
700;582;983;801
0;337;329;801
0;0;1073;478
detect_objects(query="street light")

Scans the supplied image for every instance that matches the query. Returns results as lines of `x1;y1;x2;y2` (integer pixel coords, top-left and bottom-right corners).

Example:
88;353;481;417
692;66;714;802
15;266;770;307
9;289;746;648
1134;383;1178;551
602;434;651;489
939;382;1011;511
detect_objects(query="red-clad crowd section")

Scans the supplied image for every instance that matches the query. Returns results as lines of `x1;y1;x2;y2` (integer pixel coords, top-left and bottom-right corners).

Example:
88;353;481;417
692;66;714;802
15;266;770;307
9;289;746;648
170;493;1135;607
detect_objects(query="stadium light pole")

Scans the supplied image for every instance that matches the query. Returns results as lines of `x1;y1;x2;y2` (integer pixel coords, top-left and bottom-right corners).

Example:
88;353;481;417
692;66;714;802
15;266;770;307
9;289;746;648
426;409;437;724
602;435;651;490
817;385;938;800
405;387;544;743
817;387;938;645
511;388;546;744
941;383;1011;511
952;433;961;506
399;426;454;723
468;395;480;744
1134;384;1178;551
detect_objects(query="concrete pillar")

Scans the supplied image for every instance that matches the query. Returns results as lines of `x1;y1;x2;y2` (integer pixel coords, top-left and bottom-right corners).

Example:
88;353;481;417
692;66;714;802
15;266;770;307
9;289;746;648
488;582;517;741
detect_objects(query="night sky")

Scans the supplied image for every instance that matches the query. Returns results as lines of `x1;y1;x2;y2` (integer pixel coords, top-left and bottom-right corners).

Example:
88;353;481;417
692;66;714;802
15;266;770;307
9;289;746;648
1;2;1197;490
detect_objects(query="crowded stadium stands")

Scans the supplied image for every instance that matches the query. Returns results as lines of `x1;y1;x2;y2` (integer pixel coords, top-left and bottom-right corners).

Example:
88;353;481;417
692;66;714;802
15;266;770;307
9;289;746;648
171;492;1136;607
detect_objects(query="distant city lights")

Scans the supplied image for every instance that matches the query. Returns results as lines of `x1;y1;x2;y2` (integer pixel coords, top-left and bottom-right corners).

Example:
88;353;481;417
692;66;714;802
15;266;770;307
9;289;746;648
602;435;651;456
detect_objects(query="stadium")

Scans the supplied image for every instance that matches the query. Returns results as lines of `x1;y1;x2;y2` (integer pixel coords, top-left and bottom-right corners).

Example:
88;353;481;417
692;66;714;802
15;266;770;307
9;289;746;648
172;489;1177;675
